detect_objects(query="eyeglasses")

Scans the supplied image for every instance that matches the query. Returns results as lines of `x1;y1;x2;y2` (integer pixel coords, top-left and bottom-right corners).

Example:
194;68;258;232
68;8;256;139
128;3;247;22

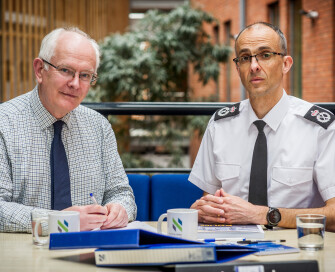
233;52;284;67
41;59;98;86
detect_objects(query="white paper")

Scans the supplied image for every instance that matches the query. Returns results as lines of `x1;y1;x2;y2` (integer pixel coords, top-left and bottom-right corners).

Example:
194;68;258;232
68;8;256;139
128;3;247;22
119;221;157;232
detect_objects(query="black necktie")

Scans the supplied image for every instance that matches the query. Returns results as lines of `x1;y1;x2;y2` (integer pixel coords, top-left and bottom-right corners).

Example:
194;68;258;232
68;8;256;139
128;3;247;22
51;120;72;210
248;120;268;206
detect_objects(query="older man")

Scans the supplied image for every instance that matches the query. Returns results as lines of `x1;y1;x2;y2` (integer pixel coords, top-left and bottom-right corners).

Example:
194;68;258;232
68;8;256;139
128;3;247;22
0;27;136;233
190;22;335;231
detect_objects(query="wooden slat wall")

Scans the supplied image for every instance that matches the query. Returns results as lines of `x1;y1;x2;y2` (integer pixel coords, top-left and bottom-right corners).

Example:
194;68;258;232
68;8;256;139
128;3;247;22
0;0;129;101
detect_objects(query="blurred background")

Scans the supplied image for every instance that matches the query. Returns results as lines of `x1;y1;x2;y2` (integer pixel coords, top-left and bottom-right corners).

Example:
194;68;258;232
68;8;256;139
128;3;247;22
0;0;334;169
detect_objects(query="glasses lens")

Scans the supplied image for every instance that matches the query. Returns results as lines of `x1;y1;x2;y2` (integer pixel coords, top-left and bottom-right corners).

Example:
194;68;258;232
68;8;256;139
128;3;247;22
239;56;251;65
57;66;75;78
79;72;93;82
258;52;273;61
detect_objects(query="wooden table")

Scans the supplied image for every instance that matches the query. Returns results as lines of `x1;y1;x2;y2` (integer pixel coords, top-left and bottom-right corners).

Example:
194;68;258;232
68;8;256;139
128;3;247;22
1;223;334;272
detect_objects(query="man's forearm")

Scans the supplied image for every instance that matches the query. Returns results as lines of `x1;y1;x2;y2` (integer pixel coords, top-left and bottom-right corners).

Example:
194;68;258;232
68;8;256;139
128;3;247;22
273;199;335;232
0;201;34;233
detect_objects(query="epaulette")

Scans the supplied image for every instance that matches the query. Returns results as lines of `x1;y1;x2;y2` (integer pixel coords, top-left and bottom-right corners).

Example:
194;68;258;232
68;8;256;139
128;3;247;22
304;105;335;129
214;102;241;121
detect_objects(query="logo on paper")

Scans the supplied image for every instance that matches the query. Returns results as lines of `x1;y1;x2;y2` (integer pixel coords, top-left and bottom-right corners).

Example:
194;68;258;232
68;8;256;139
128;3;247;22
57;220;69;232
172;217;182;232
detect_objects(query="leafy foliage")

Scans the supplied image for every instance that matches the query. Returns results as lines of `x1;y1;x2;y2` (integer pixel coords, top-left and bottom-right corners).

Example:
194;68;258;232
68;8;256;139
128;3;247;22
90;3;232;168
96;3;231;102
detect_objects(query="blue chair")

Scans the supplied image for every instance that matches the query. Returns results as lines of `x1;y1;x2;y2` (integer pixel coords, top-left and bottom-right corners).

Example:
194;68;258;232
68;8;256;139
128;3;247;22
150;174;203;221
127;174;150;221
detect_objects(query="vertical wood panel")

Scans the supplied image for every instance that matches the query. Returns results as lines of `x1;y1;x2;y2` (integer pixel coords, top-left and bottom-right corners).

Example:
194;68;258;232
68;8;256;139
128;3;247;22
27;0;33;89
1;0;7;101
22;0;27;92
8;0;14;99
15;0;21;96
0;0;130;101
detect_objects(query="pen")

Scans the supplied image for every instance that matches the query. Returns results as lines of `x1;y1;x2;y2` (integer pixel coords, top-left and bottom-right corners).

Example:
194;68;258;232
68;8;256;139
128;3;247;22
199;238;246;243
90;193;98;205
237;239;286;244
90;193;103;231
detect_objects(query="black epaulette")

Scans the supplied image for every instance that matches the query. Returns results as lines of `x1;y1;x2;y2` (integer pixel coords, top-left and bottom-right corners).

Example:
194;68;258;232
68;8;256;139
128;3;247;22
214;102;241;121
304;105;335;129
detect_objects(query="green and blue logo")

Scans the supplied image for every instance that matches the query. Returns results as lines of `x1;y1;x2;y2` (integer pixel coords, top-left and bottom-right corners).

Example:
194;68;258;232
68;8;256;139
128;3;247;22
57;220;69;232
172;217;182;232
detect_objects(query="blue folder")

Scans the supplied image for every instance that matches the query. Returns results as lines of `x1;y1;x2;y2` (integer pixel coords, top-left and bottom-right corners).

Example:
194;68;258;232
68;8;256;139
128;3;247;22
49;229;258;265
49;229;202;250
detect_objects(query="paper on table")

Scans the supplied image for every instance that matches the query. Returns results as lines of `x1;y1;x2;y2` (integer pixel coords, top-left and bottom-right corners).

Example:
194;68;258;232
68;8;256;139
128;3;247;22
119;221;158;232
198;224;264;239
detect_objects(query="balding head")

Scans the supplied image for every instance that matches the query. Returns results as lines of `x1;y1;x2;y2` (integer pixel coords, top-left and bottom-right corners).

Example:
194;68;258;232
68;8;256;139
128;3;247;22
234;22;287;56
38;27;100;72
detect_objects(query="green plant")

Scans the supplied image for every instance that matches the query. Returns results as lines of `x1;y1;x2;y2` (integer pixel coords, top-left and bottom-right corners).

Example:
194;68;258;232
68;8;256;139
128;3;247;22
95;3;231;102
89;3;232;168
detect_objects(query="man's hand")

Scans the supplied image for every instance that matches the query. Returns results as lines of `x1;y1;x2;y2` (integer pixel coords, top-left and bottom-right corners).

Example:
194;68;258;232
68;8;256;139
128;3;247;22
217;189;267;225
191;191;226;223
64;205;108;231
191;189;267;225
101;203;129;229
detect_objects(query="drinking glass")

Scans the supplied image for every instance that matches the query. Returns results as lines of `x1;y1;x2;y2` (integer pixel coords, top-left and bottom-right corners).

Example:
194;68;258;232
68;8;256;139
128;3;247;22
296;214;326;250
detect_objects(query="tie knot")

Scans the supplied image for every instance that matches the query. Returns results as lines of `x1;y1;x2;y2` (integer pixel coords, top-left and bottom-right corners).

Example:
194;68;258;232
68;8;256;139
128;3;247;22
53;120;64;136
254;120;266;132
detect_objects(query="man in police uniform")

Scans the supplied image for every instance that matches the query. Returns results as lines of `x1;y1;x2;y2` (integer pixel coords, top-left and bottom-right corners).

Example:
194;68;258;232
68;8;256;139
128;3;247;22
189;22;335;231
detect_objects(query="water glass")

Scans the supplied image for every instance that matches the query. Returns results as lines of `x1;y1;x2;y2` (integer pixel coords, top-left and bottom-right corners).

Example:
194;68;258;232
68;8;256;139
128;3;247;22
296;214;326;250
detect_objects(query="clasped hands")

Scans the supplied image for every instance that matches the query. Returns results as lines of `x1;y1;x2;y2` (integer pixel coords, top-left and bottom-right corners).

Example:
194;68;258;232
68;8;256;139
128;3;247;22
65;203;128;231
191;188;264;225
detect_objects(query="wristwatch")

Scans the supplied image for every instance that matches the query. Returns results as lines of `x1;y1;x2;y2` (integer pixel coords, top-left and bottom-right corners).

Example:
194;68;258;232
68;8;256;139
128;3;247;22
266;207;281;228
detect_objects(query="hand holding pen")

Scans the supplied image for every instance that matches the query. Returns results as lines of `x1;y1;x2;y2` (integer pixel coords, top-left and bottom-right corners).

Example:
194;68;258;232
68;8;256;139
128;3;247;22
90;193;108;213
90;193;98;205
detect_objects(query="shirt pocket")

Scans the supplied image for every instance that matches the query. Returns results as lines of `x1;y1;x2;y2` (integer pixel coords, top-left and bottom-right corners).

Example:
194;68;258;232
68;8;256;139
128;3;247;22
214;163;240;186
272;167;313;186
270;166;313;207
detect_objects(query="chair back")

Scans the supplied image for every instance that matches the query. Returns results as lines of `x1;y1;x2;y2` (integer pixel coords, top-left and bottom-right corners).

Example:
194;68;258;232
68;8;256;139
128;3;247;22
150;174;203;221
127;174;150;221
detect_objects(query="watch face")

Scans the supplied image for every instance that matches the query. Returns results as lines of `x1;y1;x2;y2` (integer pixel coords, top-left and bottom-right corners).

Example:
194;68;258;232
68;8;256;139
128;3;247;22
269;209;281;224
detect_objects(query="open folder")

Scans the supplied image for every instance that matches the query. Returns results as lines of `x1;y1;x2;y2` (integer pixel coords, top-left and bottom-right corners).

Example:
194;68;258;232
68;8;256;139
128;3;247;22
49;229;258;266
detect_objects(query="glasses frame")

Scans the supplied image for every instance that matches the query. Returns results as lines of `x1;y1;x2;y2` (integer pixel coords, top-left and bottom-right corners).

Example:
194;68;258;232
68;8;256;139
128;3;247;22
233;52;284;66
41;58;98;85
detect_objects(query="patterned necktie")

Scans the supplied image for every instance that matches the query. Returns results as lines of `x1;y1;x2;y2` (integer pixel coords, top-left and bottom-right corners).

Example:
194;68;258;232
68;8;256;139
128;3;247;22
51;120;72;210
248;120;268;206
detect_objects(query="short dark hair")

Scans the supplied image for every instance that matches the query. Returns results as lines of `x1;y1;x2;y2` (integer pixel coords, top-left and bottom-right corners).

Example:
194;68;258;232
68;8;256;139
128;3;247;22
234;22;287;56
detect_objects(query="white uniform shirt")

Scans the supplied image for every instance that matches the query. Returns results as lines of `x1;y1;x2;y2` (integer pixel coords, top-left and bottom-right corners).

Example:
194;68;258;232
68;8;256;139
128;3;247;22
189;90;335;208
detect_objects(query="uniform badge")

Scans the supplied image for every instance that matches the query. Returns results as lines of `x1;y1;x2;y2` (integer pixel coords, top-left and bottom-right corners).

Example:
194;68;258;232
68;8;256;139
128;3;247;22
214;103;240;121
304;105;335;129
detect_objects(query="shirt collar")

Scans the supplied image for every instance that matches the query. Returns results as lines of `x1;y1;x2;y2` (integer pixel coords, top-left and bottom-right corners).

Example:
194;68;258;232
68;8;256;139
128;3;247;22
247;89;289;132
30;85;73;130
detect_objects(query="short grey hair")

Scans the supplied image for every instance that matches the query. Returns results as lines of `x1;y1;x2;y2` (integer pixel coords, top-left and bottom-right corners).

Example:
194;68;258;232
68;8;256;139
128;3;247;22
38;27;100;71
235;22;287;56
